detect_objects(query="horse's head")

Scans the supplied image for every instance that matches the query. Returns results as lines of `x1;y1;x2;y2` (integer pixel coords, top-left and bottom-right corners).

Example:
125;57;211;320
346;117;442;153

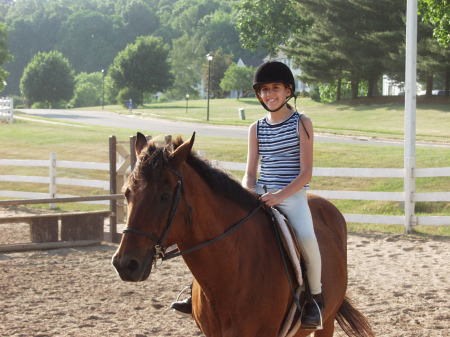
112;132;195;282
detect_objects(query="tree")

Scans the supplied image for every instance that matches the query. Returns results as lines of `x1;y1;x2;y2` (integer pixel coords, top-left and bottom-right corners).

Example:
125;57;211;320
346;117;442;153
70;72;103;107
58;10;120;73
202;49;232;98
0;22;11;93
419;0;450;46
109;35;172;104
167;33;206;99
237;0;405;99
220;63;254;99
417;23;450;95
114;0;160;43
20;51;75;107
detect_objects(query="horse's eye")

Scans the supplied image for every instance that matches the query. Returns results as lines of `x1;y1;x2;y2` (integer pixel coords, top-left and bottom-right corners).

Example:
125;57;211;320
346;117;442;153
160;193;170;202
124;188;131;201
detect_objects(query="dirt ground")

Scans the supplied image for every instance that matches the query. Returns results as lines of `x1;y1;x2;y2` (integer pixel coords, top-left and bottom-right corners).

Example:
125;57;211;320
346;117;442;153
0;208;449;337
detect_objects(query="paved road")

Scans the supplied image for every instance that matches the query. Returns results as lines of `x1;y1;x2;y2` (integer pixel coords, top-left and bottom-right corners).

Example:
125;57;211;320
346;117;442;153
17;108;449;148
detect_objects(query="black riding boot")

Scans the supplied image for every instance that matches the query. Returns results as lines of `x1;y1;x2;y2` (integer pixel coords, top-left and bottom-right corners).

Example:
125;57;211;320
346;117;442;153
301;293;324;330
170;296;192;316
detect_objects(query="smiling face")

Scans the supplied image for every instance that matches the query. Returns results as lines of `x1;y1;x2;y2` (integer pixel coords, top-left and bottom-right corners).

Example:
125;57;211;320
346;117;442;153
257;82;292;111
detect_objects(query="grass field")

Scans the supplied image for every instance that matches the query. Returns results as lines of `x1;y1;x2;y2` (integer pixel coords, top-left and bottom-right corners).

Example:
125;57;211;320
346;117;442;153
2;99;450;236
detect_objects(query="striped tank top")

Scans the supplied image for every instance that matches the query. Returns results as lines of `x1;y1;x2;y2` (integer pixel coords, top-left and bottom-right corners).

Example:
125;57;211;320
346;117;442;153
257;111;306;189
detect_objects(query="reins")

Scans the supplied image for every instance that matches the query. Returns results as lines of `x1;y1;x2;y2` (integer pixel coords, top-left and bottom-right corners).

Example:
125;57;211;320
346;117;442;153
123;167;263;264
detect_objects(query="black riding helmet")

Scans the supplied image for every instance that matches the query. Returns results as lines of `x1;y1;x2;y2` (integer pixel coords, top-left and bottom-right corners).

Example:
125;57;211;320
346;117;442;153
253;61;296;112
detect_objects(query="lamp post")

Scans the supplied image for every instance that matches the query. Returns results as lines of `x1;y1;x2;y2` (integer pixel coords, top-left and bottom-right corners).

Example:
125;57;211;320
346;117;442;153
206;53;213;121
101;69;105;110
185;94;189;113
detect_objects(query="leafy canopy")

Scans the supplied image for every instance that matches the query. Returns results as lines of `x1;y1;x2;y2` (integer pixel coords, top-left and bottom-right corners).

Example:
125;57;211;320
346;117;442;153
20;50;75;106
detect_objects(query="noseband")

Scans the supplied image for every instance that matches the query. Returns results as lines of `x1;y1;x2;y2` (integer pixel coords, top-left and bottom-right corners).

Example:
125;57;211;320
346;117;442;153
122;167;262;264
123;167;184;261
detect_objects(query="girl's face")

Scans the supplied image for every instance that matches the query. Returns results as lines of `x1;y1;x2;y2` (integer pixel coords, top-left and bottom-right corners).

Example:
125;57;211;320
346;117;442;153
258;82;292;111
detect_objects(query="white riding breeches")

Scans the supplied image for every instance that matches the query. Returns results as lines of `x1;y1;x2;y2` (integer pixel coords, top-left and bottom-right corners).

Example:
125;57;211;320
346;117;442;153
256;186;322;295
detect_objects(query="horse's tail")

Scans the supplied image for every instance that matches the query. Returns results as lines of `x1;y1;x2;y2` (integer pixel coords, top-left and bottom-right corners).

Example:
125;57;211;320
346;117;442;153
336;297;375;337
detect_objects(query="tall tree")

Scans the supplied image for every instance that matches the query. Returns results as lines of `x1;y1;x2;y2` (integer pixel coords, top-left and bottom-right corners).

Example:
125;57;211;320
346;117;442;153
419;0;450;46
220;63;254;99
58;11;119;73
238;0;405;99
114;0;160;44
20;50;75;106
0;22;11;93
202;49;233;98
109;35;172;103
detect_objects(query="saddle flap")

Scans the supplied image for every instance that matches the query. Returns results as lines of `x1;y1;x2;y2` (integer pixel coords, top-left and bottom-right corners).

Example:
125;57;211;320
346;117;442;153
271;208;303;287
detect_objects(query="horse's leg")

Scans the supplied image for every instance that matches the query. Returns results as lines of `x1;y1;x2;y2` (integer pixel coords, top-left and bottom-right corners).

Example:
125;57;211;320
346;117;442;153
313;316;335;337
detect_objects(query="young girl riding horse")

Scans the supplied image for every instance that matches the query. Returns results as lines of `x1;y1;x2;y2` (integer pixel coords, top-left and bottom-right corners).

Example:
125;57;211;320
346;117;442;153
171;61;323;330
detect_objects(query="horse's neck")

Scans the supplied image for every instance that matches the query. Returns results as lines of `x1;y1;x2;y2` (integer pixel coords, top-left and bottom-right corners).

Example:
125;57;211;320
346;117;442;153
178;168;275;294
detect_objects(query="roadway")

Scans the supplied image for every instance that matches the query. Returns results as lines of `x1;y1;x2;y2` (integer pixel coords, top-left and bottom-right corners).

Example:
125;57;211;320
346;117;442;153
16;108;449;148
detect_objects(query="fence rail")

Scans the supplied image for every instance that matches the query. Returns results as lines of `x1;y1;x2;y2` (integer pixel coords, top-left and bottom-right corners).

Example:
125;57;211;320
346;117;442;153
0;97;13;123
1;157;449;228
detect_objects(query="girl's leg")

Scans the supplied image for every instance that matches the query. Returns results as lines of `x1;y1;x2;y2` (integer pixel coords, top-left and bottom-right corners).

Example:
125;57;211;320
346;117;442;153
276;189;322;295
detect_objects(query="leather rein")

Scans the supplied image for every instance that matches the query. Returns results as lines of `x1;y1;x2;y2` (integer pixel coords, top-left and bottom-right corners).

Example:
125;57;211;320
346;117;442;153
122;167;263;264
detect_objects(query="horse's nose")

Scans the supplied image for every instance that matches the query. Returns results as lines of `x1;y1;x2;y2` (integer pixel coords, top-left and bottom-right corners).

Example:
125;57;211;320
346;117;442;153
112;254;140;278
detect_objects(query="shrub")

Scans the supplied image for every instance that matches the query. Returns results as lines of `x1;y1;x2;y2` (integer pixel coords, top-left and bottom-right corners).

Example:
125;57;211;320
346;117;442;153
117;87;142;108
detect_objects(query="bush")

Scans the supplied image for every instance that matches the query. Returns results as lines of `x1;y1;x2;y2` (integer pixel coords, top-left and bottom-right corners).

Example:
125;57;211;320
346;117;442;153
117;87;142;107
70;82;101;107
31;101;50;108
11;95;26;108
310;87;321;102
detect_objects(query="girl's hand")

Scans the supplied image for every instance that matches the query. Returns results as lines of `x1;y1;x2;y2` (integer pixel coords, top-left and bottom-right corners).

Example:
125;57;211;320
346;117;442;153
260;191;284;207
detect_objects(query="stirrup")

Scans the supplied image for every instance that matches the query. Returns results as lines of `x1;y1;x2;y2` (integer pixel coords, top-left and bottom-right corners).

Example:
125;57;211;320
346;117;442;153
169;285;192;317
300;297;323;330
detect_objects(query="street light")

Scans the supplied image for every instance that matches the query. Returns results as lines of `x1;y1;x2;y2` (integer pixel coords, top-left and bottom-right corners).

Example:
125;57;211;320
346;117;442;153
185;93;189;113
101;69;105;110
206;53;213;121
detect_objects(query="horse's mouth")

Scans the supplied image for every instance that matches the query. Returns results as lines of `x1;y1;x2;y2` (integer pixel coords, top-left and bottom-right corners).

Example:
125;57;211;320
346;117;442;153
112;254;153;282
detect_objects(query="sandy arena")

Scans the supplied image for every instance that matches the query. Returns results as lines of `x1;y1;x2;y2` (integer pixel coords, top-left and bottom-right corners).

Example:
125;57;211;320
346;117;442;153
0;208;448;337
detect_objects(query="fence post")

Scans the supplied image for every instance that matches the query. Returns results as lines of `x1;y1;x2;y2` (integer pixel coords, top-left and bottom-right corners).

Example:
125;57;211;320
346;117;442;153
109;136;118;242
404;0;418;233
49;152;57;209
129;136;137;171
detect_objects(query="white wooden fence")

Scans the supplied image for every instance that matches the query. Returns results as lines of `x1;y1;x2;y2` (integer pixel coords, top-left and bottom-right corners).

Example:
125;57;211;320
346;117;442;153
0;97;13;123
1;156;449;229
0;155;110;206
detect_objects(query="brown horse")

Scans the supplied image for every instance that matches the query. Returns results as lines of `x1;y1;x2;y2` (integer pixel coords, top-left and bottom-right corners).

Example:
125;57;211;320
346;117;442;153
112;133;374;337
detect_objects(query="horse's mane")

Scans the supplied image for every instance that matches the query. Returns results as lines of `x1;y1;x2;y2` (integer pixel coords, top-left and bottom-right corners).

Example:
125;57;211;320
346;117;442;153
130;136;260;211
172;137;260;210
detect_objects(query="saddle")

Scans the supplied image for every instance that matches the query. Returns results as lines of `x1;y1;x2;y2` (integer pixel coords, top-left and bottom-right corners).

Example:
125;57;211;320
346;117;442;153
270;208;308;337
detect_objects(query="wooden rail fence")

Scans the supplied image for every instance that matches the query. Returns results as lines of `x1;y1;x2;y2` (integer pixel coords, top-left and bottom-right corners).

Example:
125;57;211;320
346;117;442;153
0;97;13;123
1;137;449;243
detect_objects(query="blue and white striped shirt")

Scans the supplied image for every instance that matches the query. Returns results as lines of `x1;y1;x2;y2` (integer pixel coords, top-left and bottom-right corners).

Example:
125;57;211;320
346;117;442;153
257;111;307;189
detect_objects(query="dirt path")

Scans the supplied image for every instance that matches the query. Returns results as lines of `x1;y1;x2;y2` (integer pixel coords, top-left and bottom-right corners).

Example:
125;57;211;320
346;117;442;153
0;208;448;337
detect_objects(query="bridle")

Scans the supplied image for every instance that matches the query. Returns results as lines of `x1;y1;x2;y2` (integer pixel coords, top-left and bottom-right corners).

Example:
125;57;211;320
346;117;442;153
122;166;263;264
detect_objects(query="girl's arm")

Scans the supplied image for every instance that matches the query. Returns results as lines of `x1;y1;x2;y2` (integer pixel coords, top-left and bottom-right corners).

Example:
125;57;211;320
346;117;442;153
260;115;313;207
242;122;259;190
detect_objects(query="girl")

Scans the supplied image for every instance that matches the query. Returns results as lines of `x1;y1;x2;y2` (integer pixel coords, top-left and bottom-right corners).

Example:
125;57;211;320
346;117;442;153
242;61;323;330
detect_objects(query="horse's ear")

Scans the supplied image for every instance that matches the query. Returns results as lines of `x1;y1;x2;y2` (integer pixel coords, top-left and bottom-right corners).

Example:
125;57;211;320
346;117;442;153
135;132;147;156
169;132;195;168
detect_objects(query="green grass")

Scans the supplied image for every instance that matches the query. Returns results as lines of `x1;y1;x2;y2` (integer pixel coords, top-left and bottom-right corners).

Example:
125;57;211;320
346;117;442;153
2;109;450;237
90;96;450;142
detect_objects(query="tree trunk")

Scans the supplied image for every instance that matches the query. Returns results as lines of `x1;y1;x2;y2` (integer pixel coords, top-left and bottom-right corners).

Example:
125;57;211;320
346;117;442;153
425;74;433;96
336;78;342;101
368;77;378;97
351;80;359;99
445;68;450;96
